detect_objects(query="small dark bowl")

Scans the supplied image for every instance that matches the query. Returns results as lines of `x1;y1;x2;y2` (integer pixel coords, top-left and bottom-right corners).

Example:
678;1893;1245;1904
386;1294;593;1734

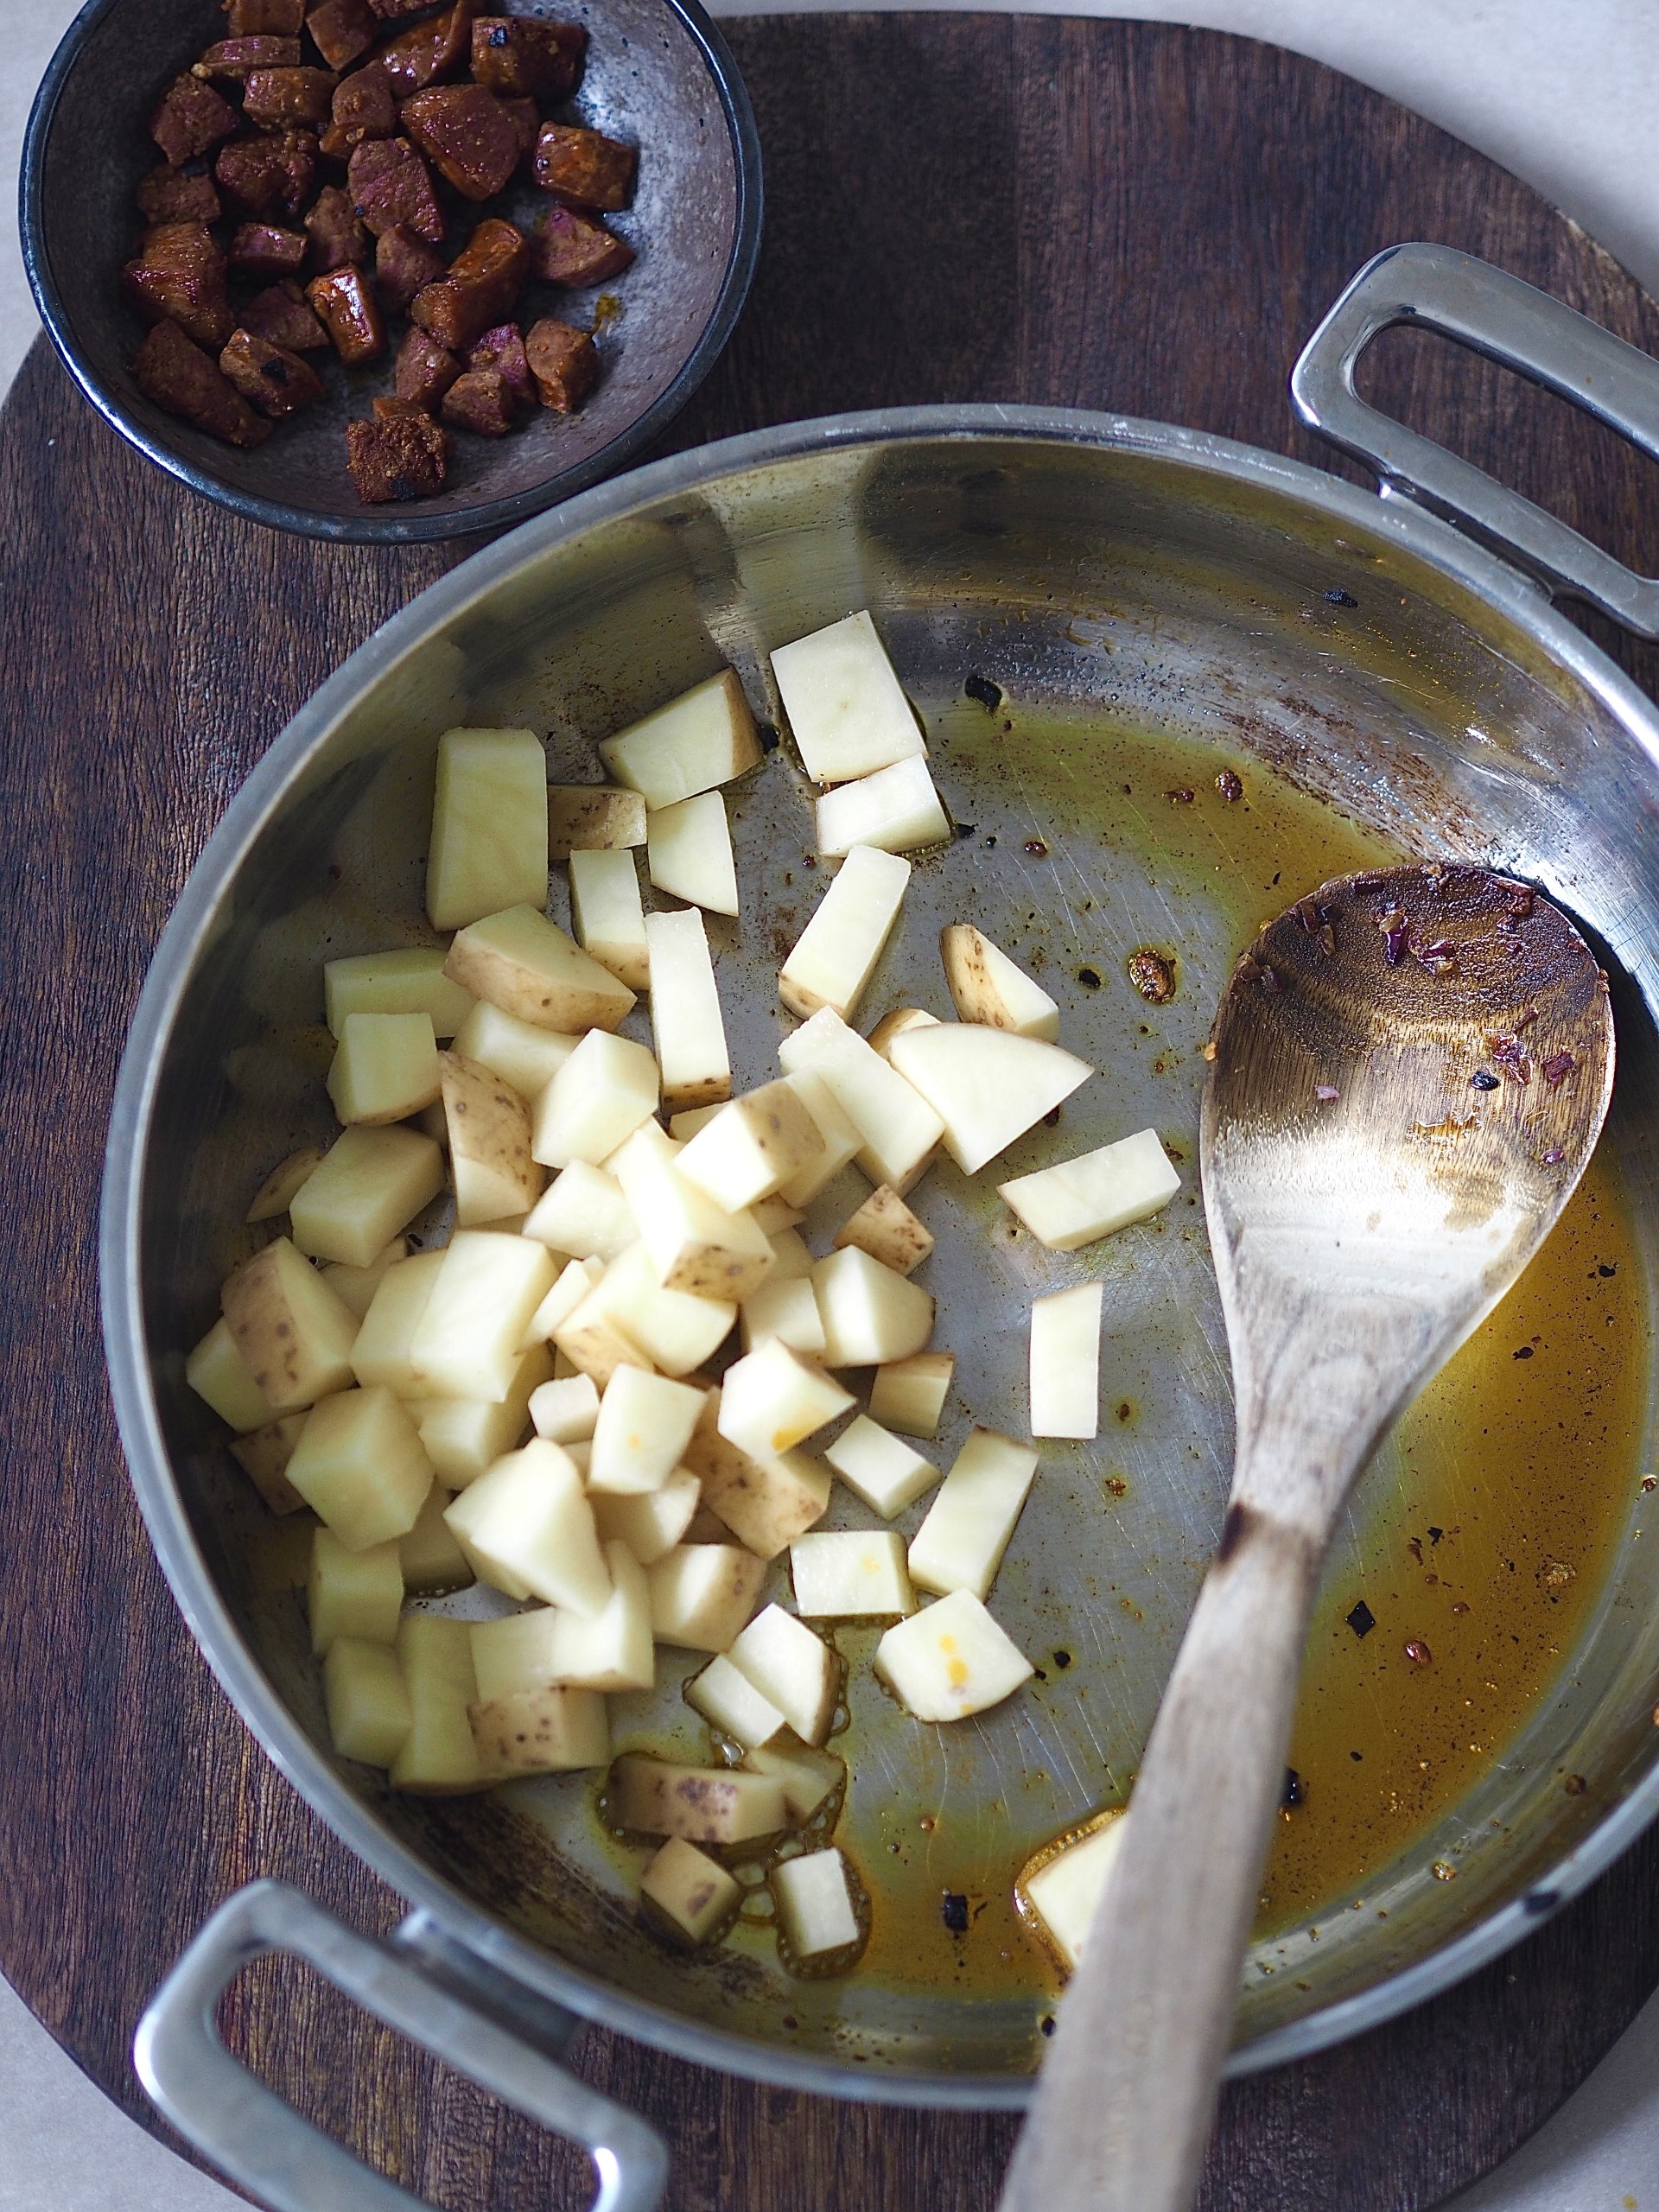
21;0;761;542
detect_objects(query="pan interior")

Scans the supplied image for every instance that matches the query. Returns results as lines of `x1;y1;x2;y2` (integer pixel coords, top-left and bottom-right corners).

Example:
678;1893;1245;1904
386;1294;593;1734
136;430;1659;2084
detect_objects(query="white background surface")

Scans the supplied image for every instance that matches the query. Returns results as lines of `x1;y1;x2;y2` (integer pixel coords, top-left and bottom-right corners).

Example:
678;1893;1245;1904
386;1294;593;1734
5;3;1659;2206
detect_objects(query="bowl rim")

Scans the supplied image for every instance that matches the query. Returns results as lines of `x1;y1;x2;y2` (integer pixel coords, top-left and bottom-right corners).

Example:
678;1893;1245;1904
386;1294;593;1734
100;402;1659;2107
18;0;765;544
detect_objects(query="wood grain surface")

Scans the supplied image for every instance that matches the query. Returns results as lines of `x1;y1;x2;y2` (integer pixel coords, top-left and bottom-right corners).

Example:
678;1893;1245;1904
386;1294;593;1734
4;19;1659;2212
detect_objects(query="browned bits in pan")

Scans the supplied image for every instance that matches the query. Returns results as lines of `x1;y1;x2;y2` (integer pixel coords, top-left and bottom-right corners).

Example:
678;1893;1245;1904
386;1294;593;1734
1128;949;1176;1004
242;67;340;130
1217;768;1243;800
229;221;308;276
134;320;270;447
305;0;378;71
306;264;386;364
532;122;638;211
346;407;449;500
533;205;634;287
525;317;599;412
124;223;234;352
411;217;529;349
472;16;586;99
150;73;239;167
219;328;325;417
403;83;525;200
376;224;447;315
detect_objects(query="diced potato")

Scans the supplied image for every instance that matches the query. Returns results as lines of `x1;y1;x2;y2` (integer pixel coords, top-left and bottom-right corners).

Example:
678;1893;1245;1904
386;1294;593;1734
718;1338;853;1462
639;1836;741;1942
609;1125;774;1303
772;1847;861;1961
308;1522;404;1652
791;1529;914;1618
727;1605;837;1746
445;905;636;1033
742;1741;842;1825
287;1386;435;1551
874;1588;1034;1720
817;757;950;858
323;1637;412;1770
521;1255;604;1349
940;924;1060;1040
321;1237;408;1321
523;1160;637;1262
770;612;925;782
289;1125;447;1268
398;1481;474;1592
470;1686;610;1775
753;1194;804;1233
230;1413;309;1514
591;1465;702;1565
740;1276;825;1358
450;1001;579;1100
868;1351;954;1440
327;1012;441;1127
246;1146;326;1223
440;1050;544;1226
351;1249;446;1395
1019;1812;1128;1971
823;1414;939;1518
531;1028;660;1170
685;1651;786;1747
588;1365;708;1495
408;1233;556;1402
598;670;761;808
811;1246;934;1367
669;1103;722;1140
560;1242;734;1379
866;1007;941;1063
766;1228;814;1282
547;1541;655;1690
548;783;646;857
391;1612;485;1793
674;1081;824;1217
188;1315;277;1433
778;843;910;1023
1030;1281;1103;1440
569;846;651;991
646;1543;766;1650
908;1427;1039;1600
443;1439;610;1613
832;1185;933;1278
608;1751;785;1843
647;790;739;916
324;947;473;1040
470;1607;559;1700
415;1340;554;1485
427;728;550;931
221;1238;359;1415
778;1007;943;1194
645;908;730;1111
529;1371;601;1444
998;1128;1183;1250
886;1025;1094;1176
684;1402;831;1560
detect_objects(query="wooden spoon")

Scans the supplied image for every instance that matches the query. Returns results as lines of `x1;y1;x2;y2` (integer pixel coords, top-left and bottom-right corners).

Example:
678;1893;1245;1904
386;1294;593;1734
999;862;1615;2212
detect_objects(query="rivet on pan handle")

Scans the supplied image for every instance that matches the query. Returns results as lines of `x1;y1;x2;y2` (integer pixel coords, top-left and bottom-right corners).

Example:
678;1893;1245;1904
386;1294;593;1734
1292;240;1659;639
133;1882;669;2212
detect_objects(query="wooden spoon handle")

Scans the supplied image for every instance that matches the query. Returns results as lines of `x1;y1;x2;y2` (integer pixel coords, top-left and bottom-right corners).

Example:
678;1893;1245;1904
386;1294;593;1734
999;1509;1321;2212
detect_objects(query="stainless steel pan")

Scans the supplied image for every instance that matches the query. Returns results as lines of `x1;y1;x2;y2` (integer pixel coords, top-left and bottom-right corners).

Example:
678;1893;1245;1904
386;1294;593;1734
105;245;1659;2209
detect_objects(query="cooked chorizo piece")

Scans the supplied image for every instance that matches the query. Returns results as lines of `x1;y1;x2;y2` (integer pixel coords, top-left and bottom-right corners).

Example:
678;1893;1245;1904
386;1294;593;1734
524;317;598;413
307;264;387;364
471;16;585;100
149;73;238;168
229;221;308;275
305;0;378;70
393;326;461;409
123;223;235;352
346;409;449;502
215;128;318;219
241;278;331;351
366;0;438;17
377;0;476;95
497;96;539;163
410;217;528;349
401;85;522;201
320;60;397;156
346;137;446;243
307;187;371;270
467;322;534;408
242;67;339;128
136;163;221;226
531;204;634;287
376;224;447;313
532;124;637;212
193;37;302;76
219;328;326;417
223;0;305;31
133;320;270;447
442;367;516;435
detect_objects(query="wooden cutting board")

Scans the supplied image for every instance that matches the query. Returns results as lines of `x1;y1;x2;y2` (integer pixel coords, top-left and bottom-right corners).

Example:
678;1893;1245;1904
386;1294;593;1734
4;18;1659;2210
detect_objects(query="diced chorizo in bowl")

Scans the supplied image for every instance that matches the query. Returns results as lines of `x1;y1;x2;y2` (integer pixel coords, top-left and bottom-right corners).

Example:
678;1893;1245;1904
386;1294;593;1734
150;73;238;168
347;138;446;243
194;36;302;77
219;329;325;418
307;265;387;365
525;317;599;413
306;0;378;71
471;16;585;100
367;0;438;18
346;409;449;503
377;225;447;314
226;0;305;30
394;327;461;410
532;205;634;288
378;0;478;96
442;366;517;435
229;221;308;276
321;60;396;156
133;320;270;447
215;128;318;219
467;323;534;408
410;218;528;349
241;278;331;352
136;163;221;226
532;124;637;212
124;223;234;352
243;67;340;130
306;187;371;270
403;85;523;200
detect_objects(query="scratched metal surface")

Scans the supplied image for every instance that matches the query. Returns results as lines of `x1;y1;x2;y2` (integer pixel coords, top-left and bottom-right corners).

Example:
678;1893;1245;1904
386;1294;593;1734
129;423;1659;2094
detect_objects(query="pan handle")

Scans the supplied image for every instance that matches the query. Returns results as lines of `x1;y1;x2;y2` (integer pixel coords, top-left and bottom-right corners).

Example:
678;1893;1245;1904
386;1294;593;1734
133;1881;669;2212
1291;240;1659;638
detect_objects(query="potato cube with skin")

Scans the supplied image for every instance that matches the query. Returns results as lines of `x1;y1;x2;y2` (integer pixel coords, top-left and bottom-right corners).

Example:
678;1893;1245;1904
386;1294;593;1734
907;1428;1039;1601
640;1837;742;1942
591;1465;701;1565
188;1315;277;1433
470;1686;609;1775
351;1249;445;1395
1030;1281;1103;1440
548;783;646;858
609;1753;785;1844
770;611;925;783
874;1588;1034;1721
324;946;473;1040
327;1011;441;1125
778;1008;943;1195
740;1275;825;1358
321;1237;407;1321
222;1237;360;1414
598;671;761;809
941;924;1059;1041
742;1741;842;1826
529;1370;601;1444
408;1231;556;1402
646;1544;766;1650
823;1414;939;1518
444;1440;610;1613
685;1408;830;1560
246;1145;326;1222
308;1522;404;1652
441;1049;544;1225
287;1386;435;1550
997;1127;1183;1251
289;1124;447;1268
231;1413;309;1514
718;1338;853;1463
568;846;650;992
450;1001;578;1101
399;1481;475;1593
779;844;910;1023
426;728;550;931
531;1028;659;1170
833;1185;932;1276
645;908;730;1111
415;1340;553;1486
868;1351;953;1440
772;1848;861;1961
391;1613;485;1793
523;1160;635;1262
1020;1812;1128;1970
675;1080;825;1213
445;905;636;1033
685;1652;785;1748
324;1637;412;1770
887;1024;1094;1177
647;791;739;916
588;1365;707;1496
867;1006;940;1063
609;1126;774;1304
791;1529;914;1618
817;757;950;859
560;1242;734;1379
811;1246;934;1368
775;1069;862;1206
726;1605;838;1745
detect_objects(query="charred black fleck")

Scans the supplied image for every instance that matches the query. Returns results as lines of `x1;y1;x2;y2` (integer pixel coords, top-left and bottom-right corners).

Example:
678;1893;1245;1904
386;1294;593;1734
1324;588;1358;607
1281;1767;1305;1808
964;672;1003;711
942;1892;969;1933
1471;1070;1500;1091
1346;1599;1376;1639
